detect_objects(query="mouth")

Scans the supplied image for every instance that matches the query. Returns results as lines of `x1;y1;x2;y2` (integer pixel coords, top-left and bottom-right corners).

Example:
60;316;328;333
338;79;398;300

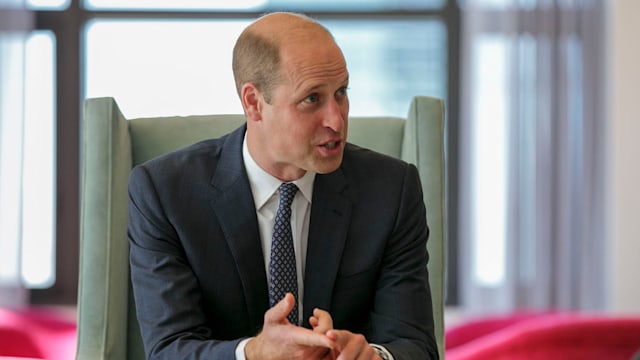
321;140;341;150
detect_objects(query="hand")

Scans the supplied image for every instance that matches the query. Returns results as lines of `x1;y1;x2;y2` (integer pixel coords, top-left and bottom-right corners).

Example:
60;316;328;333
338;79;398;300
310;310;380;360
326;330;381;360
245;293;335;360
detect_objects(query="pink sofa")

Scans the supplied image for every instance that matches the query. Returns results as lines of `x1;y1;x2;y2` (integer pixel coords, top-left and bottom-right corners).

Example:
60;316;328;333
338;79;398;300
446;312;640;360
0;308;76;360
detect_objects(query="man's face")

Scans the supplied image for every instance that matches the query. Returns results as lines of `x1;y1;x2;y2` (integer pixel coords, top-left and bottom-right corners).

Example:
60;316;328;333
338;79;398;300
249;36;350;181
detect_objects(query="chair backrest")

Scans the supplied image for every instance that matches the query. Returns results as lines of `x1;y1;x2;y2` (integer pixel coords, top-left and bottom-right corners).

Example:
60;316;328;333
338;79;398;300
76;96;446;359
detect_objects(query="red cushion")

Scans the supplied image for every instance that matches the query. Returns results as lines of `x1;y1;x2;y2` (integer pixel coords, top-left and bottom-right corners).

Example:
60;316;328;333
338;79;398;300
0;327;43;358
446;311;548;349
447;314;640;360
0;308;76;360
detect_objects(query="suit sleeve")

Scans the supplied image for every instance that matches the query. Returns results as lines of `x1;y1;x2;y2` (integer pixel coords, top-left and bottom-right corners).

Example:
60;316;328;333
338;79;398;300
369;163;439;359
128;164;242;360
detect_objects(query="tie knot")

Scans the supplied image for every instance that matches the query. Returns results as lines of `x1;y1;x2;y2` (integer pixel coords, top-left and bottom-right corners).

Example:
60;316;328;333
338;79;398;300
278;183;298;208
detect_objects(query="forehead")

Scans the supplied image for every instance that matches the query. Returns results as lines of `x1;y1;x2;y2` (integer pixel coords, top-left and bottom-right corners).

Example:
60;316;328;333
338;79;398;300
278;33;348;92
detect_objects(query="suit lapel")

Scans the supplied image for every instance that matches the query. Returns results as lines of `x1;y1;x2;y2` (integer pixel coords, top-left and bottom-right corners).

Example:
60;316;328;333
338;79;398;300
208;126;269;332
303;168;352;326
206;126;353;330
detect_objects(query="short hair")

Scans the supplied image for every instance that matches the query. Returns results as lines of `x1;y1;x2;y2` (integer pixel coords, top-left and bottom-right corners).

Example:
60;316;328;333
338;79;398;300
232;29;281;104
232;13;334;104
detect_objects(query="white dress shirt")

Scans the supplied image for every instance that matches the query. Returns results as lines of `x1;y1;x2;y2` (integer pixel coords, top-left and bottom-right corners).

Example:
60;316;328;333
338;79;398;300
242;132;315;320
236;133;315;359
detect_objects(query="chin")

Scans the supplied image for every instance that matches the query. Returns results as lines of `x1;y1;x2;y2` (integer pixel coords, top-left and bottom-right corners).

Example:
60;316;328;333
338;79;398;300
312;158;343;174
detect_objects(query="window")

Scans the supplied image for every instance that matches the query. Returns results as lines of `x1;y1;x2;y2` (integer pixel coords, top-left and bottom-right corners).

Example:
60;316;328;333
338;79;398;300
22;31;56;288
0;30;56;294
470;36;508;287
83;0;445;11
84;19;447;118
27;0;69;10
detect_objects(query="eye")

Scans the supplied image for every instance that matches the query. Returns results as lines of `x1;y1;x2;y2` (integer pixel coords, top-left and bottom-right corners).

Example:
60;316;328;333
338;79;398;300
304;93;319;103
336;86;349;97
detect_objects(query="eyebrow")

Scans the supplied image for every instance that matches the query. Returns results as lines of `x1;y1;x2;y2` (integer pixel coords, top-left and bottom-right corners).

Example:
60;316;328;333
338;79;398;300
299;76;350;94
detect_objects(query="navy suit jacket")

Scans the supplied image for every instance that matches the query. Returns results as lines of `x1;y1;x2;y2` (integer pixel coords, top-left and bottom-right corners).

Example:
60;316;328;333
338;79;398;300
128;125;438;359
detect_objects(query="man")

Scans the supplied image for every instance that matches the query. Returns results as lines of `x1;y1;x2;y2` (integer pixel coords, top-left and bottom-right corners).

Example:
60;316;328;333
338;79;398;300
128;12;438;360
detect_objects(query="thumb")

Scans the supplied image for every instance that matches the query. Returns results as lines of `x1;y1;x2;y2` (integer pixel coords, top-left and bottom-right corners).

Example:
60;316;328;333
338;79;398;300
265;293;295;324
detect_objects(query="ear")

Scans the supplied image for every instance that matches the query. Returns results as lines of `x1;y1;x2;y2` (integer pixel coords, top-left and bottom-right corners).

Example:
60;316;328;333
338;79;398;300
240;82;263;122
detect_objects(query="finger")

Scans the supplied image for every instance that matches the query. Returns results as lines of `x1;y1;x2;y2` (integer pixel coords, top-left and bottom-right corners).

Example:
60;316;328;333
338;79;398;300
312;308;334;334
264;293;296;324
288;324;336;350
326;330;341;347
310;316;319;328
330;330;375;360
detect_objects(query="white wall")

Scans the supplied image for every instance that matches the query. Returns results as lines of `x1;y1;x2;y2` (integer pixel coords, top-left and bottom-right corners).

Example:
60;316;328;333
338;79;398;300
607;0;640;313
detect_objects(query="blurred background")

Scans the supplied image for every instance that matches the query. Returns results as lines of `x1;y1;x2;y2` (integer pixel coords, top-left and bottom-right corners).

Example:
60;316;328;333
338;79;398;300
1;0;638;358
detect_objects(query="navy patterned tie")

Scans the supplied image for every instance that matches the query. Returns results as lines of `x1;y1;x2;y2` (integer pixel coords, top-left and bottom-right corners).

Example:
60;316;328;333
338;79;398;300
269;182;299;325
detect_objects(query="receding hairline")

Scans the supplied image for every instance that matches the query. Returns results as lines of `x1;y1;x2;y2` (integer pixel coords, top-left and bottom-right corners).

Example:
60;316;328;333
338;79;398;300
232;12;338;101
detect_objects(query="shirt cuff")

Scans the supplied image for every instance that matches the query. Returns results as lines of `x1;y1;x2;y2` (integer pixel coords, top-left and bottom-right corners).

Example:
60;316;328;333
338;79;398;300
370;343;394;360
235;337;252;360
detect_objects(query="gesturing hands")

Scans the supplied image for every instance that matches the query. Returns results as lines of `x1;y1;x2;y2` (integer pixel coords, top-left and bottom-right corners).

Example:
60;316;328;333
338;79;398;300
311;309;381;360
245;293;382;360
245;293;335;360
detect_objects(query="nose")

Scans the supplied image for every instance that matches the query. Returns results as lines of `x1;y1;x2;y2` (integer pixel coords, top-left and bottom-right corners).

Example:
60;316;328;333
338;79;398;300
323;98;346;133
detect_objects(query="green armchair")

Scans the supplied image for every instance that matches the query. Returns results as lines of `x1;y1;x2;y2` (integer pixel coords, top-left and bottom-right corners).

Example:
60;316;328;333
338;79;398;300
76;96;446;359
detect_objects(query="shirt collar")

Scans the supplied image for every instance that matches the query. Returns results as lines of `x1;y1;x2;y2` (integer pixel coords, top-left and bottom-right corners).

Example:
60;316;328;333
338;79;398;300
242;132;315;211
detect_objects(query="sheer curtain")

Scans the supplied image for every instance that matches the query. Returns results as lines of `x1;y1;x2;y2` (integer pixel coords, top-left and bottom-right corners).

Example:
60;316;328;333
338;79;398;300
0;1;33;307
458;0;608;314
